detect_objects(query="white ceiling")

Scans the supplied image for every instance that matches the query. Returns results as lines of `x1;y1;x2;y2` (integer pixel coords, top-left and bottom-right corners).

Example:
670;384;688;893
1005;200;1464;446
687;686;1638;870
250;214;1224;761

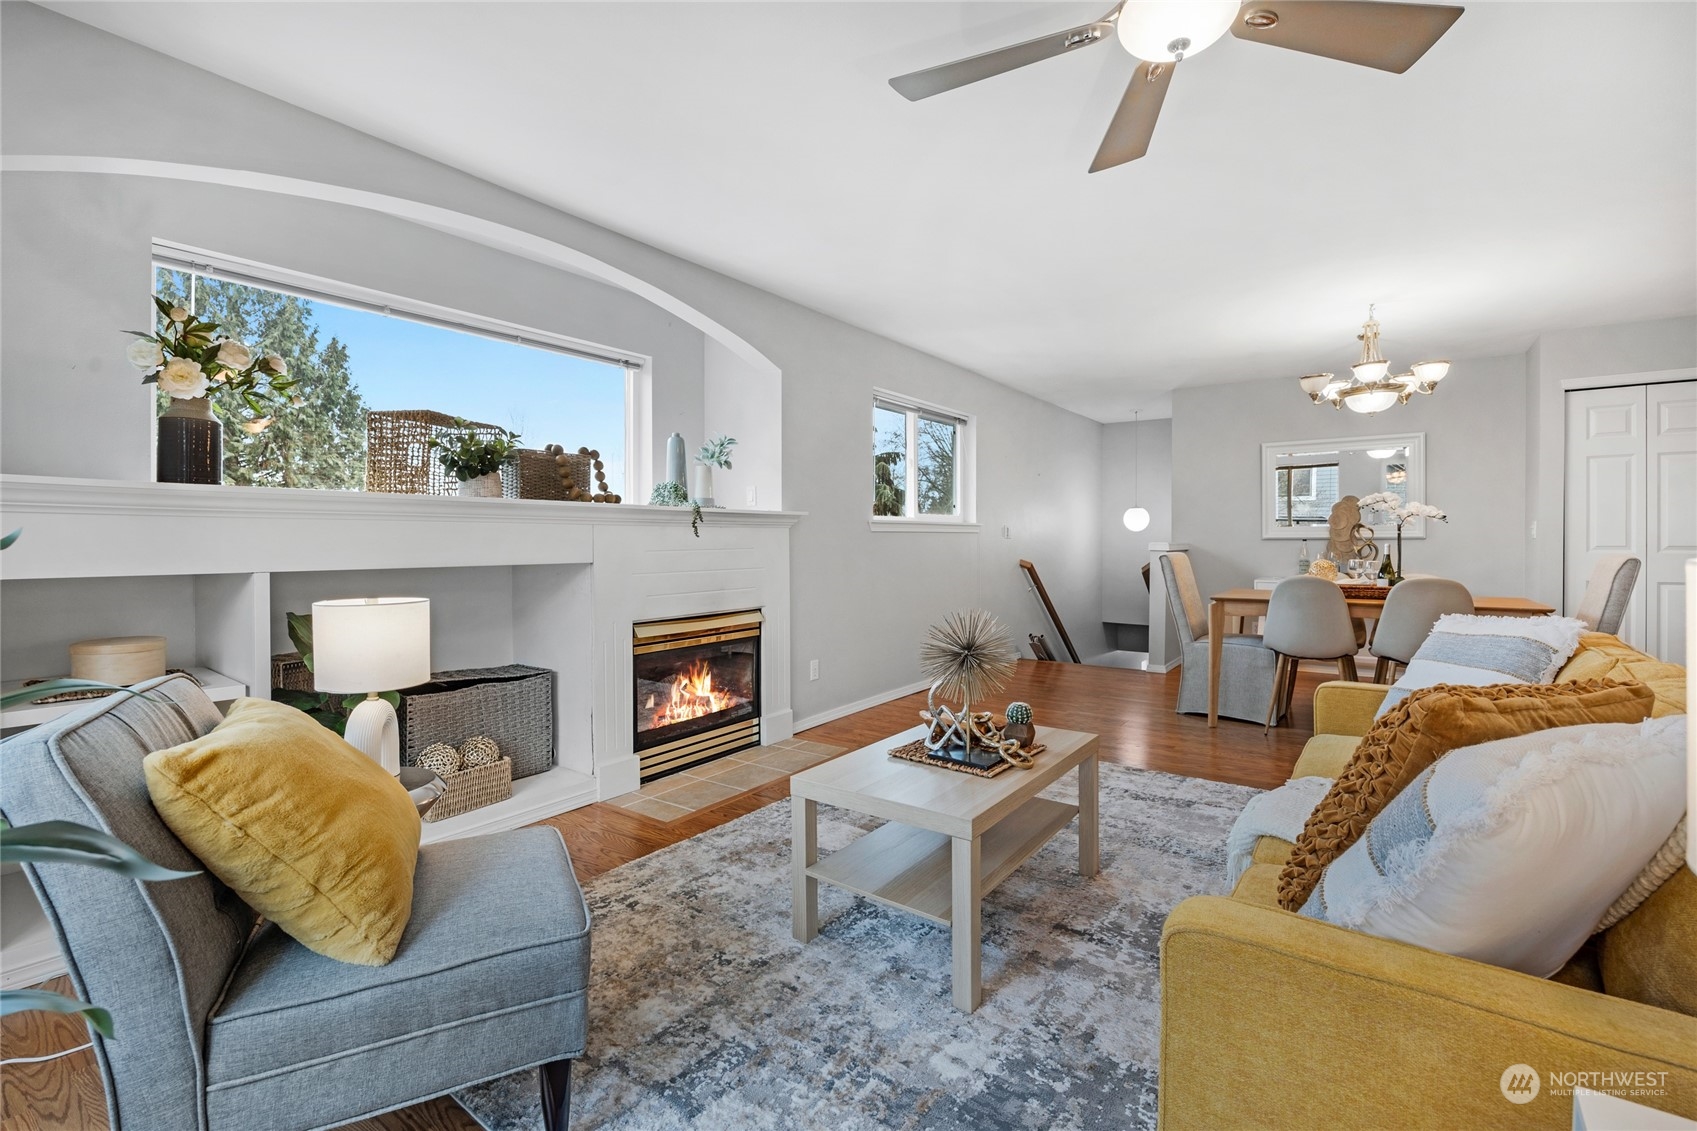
49;2;1697;422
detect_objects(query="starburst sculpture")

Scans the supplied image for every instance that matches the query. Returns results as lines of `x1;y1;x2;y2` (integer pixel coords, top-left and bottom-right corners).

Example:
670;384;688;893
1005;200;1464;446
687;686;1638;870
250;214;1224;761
920;609;1017;705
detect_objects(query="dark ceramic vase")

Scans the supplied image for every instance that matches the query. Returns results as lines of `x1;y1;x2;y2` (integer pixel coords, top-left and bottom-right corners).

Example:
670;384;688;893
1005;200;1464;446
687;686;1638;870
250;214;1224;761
157;397;222;484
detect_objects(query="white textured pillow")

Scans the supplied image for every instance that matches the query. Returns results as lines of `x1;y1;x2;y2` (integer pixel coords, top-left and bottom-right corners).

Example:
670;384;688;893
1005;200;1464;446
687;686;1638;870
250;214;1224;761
1377;613;1586;717
1299;715;1687;977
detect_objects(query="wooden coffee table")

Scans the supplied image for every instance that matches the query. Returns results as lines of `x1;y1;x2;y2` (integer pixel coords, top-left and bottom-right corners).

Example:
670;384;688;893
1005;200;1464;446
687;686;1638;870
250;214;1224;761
789;725;1100;1012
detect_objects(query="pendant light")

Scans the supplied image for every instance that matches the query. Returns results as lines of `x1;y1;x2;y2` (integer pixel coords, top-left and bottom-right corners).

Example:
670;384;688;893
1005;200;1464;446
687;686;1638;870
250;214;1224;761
1122;410;1152;533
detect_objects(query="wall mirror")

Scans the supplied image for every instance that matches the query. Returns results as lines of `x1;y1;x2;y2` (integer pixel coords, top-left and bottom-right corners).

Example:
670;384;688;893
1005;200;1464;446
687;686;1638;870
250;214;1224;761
1261;433;1427;541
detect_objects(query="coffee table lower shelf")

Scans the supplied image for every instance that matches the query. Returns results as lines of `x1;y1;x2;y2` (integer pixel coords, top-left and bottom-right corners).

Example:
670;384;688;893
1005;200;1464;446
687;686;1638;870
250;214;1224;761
805;796;1078;925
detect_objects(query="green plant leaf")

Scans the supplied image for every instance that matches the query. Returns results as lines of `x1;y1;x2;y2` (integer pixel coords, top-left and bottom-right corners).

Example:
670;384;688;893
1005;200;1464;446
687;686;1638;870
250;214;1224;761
379;690;401;709
1;989;115;1039
0;680;154;710
284;611;314;671
0;821;200;880
0;528;18;550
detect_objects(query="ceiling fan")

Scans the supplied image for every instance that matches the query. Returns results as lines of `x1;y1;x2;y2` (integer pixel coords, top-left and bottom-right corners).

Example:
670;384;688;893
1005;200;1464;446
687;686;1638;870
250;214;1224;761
890;1;1464;172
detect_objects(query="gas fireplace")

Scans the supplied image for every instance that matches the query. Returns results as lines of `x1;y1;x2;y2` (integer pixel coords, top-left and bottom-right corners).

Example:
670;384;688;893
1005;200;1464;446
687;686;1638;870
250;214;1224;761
632;610;761;779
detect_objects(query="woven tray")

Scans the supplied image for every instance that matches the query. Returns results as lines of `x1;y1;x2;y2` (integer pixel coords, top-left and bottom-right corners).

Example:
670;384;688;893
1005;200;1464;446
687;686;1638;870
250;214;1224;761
399;665;554;780
1336;583;1392;599
425;756;513;822
19;669;198;704
888;737;1046;778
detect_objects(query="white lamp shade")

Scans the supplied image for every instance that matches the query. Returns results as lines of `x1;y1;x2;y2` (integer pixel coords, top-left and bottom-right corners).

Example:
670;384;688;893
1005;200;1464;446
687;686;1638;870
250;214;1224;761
1116;0;1239;61
1351;359;1390;384
1123;506;1152;533
1346;389;1400;415
1366;448;1401;459
1411;360;1451;384
311;598;431;693
1299;373;1334;397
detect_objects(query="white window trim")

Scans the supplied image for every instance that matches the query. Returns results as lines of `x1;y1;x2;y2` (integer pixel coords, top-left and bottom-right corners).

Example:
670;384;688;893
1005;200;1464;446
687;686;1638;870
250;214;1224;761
869;387;977;530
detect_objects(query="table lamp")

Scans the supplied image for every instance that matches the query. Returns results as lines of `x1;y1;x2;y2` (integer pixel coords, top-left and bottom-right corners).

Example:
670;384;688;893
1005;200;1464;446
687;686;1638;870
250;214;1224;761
311;597;431;774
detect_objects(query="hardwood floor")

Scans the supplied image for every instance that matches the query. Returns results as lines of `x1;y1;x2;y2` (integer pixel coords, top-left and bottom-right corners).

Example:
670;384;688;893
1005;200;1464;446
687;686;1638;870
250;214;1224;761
1;658;1328;1130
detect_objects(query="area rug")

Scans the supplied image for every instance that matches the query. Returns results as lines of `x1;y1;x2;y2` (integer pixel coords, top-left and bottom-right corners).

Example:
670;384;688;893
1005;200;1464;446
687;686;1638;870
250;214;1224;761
453;765;1257;1131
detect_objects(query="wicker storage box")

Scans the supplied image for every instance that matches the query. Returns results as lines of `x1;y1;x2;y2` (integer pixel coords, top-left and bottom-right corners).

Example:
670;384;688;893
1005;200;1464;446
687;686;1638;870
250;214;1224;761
271;652;314;694
366;409;516;497
425;756;513;822
398;665;555;780
503;448;568;501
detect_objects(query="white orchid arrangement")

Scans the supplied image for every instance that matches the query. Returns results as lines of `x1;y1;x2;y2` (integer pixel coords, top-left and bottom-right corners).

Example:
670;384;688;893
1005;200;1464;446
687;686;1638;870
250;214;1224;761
1358;493;1447;529
126;296;298;432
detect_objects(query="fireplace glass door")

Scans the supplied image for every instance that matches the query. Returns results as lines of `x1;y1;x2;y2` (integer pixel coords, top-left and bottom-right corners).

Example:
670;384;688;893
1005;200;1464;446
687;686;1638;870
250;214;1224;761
632;610;761;779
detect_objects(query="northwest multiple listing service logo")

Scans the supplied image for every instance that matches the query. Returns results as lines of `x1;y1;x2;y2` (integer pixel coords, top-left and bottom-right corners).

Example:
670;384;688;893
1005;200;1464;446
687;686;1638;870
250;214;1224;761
1500;1064;1541;1104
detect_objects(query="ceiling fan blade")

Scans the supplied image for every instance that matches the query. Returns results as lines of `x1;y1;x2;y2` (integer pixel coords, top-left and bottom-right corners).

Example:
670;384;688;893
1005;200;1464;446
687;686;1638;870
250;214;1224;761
890;18;1114;101
1089;60;1176;173
1230;1;1463;74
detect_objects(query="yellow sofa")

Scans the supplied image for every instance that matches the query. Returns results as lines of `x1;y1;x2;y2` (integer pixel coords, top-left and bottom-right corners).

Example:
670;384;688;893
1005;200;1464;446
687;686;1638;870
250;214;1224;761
1159;636;1697;1130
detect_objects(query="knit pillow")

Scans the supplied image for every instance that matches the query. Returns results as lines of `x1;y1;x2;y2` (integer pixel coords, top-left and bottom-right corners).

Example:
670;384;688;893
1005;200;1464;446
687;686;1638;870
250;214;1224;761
1277;679;1655;911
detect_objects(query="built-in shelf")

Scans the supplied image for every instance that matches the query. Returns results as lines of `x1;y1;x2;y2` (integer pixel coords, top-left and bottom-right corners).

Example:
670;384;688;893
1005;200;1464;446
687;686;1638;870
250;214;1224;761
1;666;245;730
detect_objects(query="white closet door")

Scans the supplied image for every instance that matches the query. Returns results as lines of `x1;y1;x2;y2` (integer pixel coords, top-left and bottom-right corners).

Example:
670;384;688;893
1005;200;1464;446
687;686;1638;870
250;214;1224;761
1645;381;1696;662
1565;386;1647;647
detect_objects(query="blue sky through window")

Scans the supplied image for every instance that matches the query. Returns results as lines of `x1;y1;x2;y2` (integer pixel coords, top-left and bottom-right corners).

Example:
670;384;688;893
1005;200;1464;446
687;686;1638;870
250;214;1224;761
307;302;627;494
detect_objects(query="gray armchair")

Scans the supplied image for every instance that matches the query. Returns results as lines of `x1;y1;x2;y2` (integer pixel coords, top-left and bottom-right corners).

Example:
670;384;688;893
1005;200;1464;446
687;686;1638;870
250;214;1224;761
0;674;589;1130
1573;554;1641;635
1159;552;1283;724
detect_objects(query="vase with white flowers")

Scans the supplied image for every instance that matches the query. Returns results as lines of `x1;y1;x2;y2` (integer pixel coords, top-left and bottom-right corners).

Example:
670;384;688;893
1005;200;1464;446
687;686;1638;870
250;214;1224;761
126;296;297;484
1358;493;1447;584
691;434;736;507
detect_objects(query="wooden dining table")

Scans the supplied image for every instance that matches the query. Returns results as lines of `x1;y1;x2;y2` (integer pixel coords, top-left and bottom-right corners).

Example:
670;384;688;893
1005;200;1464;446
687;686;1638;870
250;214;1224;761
1205;587;1557;726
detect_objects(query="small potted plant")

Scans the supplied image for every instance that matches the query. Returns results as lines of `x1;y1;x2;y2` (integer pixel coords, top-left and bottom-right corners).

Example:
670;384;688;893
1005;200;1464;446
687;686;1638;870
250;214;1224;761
125;296;298;484
429;420;521;498
692;434;736;508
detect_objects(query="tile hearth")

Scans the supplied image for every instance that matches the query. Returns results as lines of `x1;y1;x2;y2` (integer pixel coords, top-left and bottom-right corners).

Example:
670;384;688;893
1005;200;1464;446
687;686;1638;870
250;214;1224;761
607;739;846;821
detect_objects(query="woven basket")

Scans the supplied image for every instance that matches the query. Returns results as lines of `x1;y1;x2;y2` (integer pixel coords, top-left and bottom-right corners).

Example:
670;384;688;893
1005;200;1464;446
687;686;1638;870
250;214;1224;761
271;652;314;693
503;448;568;501
1336;583;1393;600
425;756;513;822
550;447;595;500
398;665;554;780
366;410;515;496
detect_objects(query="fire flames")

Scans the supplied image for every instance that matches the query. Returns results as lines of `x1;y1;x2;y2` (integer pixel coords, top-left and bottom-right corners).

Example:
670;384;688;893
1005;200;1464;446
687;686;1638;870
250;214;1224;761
650;660;737;728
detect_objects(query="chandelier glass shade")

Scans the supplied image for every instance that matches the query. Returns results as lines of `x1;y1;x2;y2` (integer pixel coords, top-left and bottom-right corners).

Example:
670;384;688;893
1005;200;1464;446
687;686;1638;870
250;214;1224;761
1301;306;1450;415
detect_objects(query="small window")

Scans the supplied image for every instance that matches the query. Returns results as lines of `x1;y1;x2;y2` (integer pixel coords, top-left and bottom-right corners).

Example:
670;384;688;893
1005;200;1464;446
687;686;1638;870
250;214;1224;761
872;392;971;522
1274;462;1340;525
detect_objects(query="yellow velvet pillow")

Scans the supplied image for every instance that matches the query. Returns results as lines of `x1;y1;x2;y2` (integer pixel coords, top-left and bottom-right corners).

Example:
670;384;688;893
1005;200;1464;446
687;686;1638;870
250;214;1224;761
1557;632;1687;716
1277;679;1656;911
1600;865;1697;1016
143;698;421;965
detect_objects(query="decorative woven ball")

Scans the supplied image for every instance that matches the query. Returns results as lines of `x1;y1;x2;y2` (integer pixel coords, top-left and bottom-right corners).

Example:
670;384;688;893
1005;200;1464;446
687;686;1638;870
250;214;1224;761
459;734;502;767
415;742;462;777
1005;701;1033;726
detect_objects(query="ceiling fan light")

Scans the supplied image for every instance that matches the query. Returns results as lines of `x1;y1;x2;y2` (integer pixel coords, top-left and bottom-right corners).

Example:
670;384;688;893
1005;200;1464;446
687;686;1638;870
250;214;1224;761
1352;359;1390;384
1411;360;1450;384
1123;506;1152;533
1115;0;1240;62
1346;388;1399;415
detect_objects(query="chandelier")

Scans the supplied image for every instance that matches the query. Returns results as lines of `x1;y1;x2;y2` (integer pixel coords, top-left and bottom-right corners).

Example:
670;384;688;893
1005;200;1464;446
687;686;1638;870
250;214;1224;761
1299;306;1450;414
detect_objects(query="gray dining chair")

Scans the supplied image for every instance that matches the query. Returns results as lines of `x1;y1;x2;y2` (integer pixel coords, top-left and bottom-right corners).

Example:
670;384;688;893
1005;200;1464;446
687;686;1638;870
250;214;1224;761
1262;576;1360;732
0;674;589;1131
1369;578;1474;683
1159;552;1282;724
1573;554;1641;635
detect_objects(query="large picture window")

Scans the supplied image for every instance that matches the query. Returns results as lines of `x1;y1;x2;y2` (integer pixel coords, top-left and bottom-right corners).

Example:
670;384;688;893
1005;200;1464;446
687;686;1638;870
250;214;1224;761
872;392;971;522
152;255;633;492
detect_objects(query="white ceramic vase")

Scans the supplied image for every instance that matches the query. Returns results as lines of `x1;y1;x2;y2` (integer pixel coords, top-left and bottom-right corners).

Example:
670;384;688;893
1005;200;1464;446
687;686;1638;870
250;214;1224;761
690;463;715;507
458;472;503;498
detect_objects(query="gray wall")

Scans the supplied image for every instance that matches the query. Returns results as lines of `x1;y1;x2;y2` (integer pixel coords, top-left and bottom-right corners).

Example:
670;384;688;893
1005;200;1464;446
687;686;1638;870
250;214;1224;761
1171;352;1531;605
0;2;1108;725
1099;418;1172;629
0;173;705;482
1524;315;1697;609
